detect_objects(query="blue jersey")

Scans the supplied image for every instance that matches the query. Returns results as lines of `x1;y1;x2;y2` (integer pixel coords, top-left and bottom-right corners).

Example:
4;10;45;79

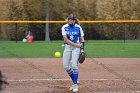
62;24;84;43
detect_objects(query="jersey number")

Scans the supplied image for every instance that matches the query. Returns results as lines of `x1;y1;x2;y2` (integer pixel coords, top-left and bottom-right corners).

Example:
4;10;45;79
70;35;73;40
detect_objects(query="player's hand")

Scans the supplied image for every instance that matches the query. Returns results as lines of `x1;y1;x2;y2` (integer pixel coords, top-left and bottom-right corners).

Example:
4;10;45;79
74;43;82;48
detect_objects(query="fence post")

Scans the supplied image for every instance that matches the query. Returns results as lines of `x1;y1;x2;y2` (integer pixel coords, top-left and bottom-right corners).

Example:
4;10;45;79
15;23;18;43
124;23;126;43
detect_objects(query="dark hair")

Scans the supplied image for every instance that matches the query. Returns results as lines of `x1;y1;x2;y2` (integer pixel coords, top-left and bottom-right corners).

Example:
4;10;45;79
67;13;77;20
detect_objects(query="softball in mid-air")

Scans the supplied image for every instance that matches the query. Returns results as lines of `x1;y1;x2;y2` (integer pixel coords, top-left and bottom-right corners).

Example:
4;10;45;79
54;52;61;58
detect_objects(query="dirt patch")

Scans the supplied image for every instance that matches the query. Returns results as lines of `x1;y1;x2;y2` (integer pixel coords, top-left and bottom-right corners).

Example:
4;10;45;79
0;58;140;93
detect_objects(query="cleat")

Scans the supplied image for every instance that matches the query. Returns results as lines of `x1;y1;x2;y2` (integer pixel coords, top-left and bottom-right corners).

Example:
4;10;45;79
72;84;78;92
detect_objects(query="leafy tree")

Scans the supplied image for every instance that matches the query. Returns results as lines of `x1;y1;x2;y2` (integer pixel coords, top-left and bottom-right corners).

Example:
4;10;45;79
0;0;139;40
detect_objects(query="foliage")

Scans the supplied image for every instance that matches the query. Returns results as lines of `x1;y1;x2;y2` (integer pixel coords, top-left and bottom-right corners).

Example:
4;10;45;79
0;0;140;40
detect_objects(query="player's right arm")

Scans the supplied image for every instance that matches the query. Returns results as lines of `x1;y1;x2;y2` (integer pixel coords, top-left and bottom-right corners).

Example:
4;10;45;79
61;25;82;48
62;35;82;48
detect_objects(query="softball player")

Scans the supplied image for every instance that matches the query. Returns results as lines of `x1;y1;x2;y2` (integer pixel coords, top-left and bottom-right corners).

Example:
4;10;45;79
61;14;85;92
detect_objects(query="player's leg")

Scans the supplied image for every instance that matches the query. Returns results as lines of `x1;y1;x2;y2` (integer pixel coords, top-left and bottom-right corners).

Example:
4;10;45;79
72;47;80;84
71;47;80;92
71;61;80;85
63;45;74;83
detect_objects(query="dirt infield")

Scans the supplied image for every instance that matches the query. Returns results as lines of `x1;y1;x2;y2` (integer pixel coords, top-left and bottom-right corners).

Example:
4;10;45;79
0;58;140;93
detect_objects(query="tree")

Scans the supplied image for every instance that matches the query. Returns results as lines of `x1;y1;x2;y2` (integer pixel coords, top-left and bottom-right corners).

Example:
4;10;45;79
95;0;140;39
0;0;139;40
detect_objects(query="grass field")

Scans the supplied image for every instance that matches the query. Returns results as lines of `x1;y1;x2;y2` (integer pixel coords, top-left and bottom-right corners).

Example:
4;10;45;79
0;40;140;58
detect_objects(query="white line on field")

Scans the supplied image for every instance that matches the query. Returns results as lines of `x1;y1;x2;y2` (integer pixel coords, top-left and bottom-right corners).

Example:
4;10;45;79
5;79;140;93
7;78;140;82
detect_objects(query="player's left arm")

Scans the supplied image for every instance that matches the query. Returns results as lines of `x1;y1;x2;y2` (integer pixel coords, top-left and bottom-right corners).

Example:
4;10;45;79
79;26;85;52
80;36;85;52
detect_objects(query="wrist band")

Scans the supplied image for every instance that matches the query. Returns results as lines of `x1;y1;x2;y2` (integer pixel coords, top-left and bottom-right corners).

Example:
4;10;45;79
80;42;85;49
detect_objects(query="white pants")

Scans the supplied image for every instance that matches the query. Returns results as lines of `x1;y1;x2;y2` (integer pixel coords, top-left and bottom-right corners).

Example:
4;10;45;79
63;45;80;70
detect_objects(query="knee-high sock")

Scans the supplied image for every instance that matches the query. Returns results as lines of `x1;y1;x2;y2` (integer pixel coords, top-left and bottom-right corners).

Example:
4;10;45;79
73;69;78;84
66;68;74;83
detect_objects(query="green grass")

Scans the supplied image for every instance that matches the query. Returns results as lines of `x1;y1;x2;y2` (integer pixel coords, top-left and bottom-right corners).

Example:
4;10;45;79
86;40;140;58
0;40;140;58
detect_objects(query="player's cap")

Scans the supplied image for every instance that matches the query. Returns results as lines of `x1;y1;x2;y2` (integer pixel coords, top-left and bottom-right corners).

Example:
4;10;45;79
67;13;77;20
